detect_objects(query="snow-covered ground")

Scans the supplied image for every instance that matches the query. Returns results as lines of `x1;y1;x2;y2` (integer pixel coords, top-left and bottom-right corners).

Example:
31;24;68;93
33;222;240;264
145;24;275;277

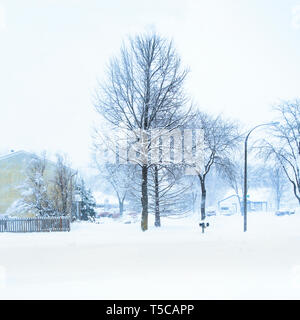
1;212;300;299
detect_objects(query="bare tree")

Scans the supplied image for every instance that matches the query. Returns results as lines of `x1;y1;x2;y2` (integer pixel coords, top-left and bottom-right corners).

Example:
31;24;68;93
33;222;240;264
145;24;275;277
221;155;261;214
220;157;243;212
94;154;136;216
148;163;194;226
268;165;288;210
94;32;190;231
260;100;300;205
192;111;240;220
191;187;198;214
51;154;77;218
19;152;54;216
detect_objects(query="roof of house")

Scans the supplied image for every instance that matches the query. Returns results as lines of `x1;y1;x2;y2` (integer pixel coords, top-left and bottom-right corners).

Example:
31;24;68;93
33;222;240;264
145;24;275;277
218;194;239;204
0;150;35;162
247;188;272;202
0;150;71;171
219;187;272;204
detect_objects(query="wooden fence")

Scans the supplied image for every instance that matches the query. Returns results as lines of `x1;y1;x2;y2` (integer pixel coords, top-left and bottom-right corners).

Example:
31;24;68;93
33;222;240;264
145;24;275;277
0;216;70;233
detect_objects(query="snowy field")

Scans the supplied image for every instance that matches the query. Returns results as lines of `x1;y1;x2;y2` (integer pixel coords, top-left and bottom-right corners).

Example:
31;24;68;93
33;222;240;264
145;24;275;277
1;212;300;299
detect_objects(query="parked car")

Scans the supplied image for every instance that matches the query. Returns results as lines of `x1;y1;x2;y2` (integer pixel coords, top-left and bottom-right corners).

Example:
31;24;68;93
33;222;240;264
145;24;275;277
275;209;295;216
207;207;217;216
219;206;233;216
96;212;112;218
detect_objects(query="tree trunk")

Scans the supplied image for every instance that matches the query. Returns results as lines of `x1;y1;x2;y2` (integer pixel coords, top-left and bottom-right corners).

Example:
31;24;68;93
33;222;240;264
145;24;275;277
200;180;206;220
154;165;160;227
141;164;148;231
276;196;280;211
119;199;124;216
291;180;300;205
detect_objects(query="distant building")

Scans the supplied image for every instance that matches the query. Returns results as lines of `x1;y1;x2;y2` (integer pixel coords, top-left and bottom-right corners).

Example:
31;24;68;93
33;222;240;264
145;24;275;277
218;188;272;214
245;188;272;212
218;194;240;215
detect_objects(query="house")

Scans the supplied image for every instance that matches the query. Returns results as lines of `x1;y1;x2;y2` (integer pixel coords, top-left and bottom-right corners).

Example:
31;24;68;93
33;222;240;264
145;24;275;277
217;194;240;215
244;188;272;212
0;150;56;216
218;188;272;215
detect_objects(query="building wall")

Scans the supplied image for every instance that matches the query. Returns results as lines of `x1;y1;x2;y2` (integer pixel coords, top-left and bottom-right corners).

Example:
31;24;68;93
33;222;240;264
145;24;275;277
218;196;239;214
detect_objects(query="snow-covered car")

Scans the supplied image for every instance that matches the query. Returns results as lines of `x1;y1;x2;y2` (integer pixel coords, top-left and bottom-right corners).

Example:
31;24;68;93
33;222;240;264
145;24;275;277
275;209;295;216
219;206;233;216
96;212;121;219
207;207;217;216
96;212;112;218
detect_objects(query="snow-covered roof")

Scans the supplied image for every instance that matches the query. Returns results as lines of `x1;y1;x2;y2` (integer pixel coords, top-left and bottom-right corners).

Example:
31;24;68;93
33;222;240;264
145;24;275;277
221;188;272;203
247;188;272;202
218;194;239;204
0;150;35;162
0;150;75;172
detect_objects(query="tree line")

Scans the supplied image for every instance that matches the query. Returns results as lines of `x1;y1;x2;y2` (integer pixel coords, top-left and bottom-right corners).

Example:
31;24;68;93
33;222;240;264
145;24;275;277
12;153;96;221
92;31;300;231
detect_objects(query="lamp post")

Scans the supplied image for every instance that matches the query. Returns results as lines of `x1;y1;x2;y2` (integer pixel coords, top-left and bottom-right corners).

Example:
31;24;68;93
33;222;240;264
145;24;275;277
243;122;278;232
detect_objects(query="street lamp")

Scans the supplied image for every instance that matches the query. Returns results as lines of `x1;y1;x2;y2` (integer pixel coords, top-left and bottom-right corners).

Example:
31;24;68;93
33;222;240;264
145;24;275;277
243;122;279;232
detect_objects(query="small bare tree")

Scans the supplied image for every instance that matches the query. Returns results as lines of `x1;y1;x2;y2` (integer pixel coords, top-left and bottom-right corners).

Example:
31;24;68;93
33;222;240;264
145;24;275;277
51;154;77;218
268;165;288;210
19;152;54;216
260;100;300;205
93;149;137;216
219;157;243;212
192;111;241;220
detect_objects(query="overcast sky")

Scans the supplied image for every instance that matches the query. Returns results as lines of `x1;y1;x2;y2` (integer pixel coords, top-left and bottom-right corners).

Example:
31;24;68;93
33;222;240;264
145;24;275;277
0;0;300;168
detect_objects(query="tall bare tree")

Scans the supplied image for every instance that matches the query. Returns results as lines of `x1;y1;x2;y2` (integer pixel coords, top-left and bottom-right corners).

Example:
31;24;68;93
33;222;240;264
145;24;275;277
94;32;190;231
220;157;243;212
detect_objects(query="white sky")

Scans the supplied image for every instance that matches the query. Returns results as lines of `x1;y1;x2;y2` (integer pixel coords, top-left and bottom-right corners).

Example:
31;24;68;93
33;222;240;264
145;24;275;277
0;0;300;168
